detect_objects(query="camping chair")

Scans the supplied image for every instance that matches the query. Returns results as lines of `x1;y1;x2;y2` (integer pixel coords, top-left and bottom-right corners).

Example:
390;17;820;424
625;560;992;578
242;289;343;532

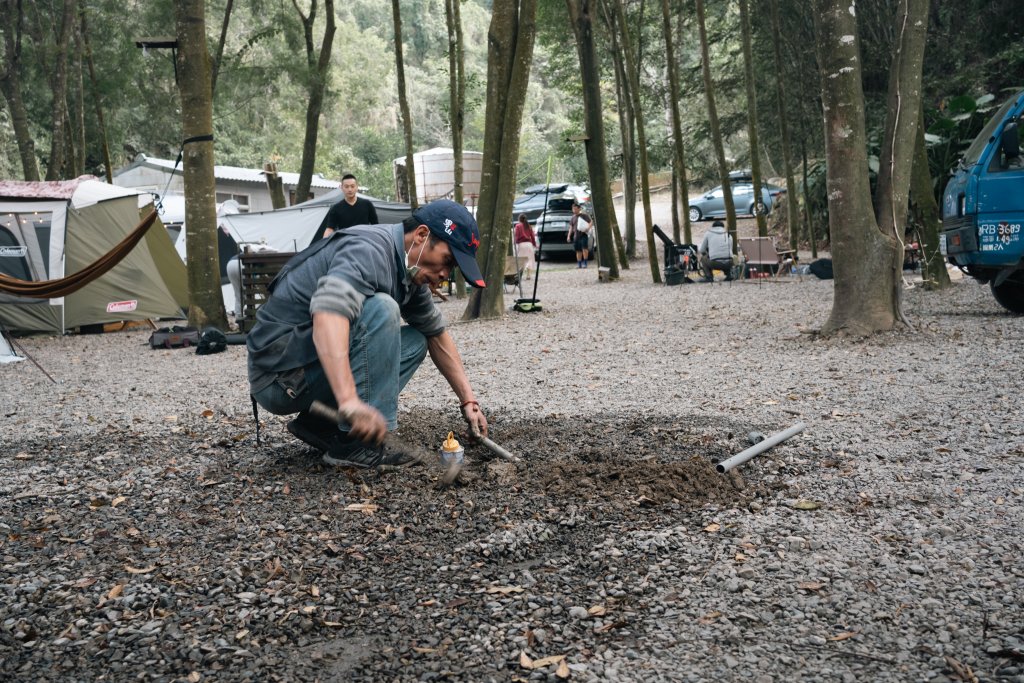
738;237;796;280
238;251;295;333
503;254;529;296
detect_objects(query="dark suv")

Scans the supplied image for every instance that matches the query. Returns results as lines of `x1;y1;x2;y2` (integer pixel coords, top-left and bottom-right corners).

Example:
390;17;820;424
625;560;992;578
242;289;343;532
512;184;595;260
512;183;590;222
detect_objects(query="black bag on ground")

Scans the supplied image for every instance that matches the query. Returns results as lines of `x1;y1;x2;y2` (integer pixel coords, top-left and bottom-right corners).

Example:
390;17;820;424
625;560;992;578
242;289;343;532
809;258;834;280
196;327;228;355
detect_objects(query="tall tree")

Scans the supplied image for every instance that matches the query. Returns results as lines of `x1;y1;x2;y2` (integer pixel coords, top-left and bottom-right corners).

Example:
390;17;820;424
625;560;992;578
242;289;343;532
738;0;766;236
0;0;40;180
604;5;636;257
463;0;537;320
909;105;950;290
78;0;112;182
694;0;736;248
292;0;336;205
44;0;75;180
611;0;660;283
175;0;227;328
209;0;234;97
814;0;928;334
70;11;85;178
769;0;799;250
445;0;468;298
659;0;692;245
445;0;466;205
392;0;418;209
566;0;619;280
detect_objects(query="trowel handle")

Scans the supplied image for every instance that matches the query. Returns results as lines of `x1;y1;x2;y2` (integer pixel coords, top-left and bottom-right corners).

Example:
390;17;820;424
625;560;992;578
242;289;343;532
471;426;520;463
308;400;354;424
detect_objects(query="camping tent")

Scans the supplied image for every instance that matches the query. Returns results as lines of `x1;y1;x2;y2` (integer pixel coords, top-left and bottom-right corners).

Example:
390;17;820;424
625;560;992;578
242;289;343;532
218;191;411;254
0;177;187;333
171;197;241;282
0;328;21;363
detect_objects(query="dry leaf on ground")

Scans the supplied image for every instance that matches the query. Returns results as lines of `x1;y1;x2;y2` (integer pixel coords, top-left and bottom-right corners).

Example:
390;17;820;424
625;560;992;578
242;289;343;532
828;630;859;641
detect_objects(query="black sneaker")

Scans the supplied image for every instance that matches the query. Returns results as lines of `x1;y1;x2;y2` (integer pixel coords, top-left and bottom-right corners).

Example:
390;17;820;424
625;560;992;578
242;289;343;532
380;446;415;467
286;412;337;452
322;433;384;469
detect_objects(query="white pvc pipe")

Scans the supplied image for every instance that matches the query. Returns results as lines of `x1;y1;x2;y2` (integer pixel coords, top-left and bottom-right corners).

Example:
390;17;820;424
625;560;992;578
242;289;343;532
716;422;806;473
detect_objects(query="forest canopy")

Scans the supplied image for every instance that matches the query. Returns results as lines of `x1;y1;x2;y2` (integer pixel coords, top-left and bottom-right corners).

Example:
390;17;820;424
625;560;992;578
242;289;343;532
1;0;1022;199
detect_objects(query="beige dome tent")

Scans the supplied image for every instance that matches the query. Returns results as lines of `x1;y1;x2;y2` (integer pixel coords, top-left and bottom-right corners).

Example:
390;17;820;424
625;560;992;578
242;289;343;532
0;177;187;333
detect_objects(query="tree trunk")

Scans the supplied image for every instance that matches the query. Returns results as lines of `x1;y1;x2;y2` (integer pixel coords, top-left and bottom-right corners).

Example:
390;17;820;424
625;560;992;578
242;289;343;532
445;0;467;297
210;0;234;97
0;0;40;180
814;0;899;335
695;0;736;249
71;13;85;177
175;0;227;329
462;0;537;320
292;0;336;205
802;139;816;258
659;0;691;246
393;0;418;209
795;72;817;258
611;0;659;282
79;0;112;182
739;0;766;236
446;0;466;206
566;0;619;280
44;0;75;180
873;0;929;322
769;0;799;250
910;105;950;290
265;162;287;209
605;6;636;258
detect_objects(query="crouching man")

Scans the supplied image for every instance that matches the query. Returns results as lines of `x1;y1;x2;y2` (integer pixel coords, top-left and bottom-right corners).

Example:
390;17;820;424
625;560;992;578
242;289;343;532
246;199;488;468
698;220;736;282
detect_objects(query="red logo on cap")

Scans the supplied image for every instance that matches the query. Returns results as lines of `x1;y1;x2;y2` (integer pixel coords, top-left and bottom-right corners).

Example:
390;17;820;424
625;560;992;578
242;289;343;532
469;234;480;249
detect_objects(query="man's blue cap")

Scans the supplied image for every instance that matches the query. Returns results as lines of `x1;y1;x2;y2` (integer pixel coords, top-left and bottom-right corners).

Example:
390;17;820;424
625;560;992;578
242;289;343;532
412;199;486;288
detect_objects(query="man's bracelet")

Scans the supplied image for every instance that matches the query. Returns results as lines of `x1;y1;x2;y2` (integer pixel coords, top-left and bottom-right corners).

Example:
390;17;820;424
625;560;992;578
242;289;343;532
460;400;480;411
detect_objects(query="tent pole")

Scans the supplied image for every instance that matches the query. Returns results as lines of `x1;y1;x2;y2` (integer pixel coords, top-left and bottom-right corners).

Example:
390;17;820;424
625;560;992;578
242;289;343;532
1;322;57;383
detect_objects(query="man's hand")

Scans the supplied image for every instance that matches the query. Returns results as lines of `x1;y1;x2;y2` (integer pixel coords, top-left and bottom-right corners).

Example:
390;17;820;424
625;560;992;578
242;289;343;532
461;401;488;439
340;398;387;445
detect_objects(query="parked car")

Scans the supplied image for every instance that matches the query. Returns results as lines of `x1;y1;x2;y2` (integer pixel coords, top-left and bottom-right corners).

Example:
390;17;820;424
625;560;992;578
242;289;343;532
512;183;590;223
727;169;787;204
534;209;597;260
687;183;774;222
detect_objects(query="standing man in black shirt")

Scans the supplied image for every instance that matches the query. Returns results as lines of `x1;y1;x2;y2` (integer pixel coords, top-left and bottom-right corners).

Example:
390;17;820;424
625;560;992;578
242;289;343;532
321;174;379;238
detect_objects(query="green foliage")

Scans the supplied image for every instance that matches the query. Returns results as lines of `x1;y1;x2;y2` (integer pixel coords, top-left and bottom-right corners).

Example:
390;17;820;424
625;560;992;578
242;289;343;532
1;0;1019;214
923;92;1002;199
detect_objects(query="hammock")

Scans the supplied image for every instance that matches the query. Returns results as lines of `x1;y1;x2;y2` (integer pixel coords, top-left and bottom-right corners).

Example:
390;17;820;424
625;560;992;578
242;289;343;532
0;209;158;299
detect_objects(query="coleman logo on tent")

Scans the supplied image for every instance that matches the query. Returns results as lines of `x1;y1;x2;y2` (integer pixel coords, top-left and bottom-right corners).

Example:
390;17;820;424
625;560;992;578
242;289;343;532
0;246;27;257
106;300;138;313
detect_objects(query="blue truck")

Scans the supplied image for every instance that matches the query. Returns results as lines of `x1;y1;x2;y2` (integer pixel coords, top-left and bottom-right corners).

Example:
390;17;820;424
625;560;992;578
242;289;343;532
942;90;1024;313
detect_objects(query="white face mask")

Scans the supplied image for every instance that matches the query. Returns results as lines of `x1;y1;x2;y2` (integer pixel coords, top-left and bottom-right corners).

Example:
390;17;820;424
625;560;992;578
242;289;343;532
406;237;428;281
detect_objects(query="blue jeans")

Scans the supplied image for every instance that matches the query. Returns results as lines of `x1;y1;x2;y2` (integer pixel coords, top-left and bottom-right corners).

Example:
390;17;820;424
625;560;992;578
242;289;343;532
252;294;428;430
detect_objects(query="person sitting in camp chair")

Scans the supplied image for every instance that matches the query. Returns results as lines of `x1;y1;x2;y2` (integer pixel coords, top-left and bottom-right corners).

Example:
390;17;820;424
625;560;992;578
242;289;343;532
698;221;735;282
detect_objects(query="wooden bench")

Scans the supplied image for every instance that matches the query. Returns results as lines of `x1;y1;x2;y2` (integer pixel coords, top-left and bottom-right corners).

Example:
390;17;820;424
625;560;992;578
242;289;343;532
238;251;294;333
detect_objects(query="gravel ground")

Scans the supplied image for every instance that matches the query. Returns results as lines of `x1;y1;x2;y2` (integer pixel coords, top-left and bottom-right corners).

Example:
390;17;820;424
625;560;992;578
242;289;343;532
2;233;1023;682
